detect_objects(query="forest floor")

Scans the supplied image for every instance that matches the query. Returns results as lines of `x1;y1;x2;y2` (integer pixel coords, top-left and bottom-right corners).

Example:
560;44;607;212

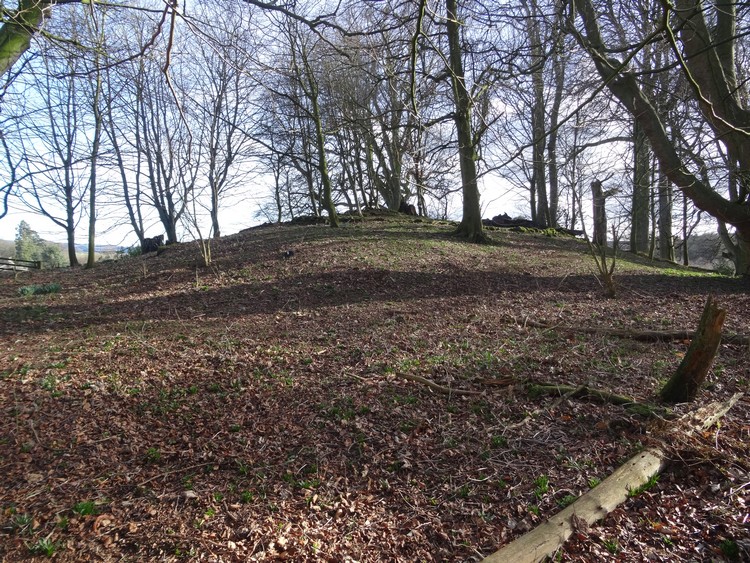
1;213;748;562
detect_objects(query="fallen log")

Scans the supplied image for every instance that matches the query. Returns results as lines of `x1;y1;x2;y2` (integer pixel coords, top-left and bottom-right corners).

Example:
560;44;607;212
481;392;743;563
511;317;749;346
526;383;666;417
482;448;666;563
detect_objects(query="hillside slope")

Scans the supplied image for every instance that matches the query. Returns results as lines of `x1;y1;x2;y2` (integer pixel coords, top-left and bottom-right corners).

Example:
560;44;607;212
1;216;748;561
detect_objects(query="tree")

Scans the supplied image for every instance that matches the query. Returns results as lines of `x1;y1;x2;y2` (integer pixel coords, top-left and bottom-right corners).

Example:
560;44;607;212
9;17;98;268
190;1;258;238
14;220;64;268
445;0;484;241
573;0;750;275
268;18;339;227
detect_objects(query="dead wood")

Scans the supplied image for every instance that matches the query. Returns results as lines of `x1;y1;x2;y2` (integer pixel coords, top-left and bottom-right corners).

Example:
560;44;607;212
506;385;587;431
527;383;666;417
481;393;743;563
512;317;748;346
395;373;481;396
482;447;667;563
527;383;635;405
660;295;727;403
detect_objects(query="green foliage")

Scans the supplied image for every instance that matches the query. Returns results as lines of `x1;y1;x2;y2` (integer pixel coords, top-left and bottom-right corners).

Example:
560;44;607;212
71;500;98;516
17;283;61;296
534;474;549;499
145;447;161;463
490;435;507;448
456;484;471;498
10;513;33;535
720;539;740;559
119;246;142;258
627;473;659;497
603;538;620;554
557;494;577;508
14;221;64;268
27;536;58;557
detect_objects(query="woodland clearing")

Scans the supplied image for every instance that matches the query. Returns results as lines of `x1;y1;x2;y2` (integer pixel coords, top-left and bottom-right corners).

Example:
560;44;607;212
1;214;748;562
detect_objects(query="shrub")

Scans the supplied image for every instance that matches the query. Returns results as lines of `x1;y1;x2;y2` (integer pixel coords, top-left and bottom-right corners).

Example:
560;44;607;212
17;283;61;296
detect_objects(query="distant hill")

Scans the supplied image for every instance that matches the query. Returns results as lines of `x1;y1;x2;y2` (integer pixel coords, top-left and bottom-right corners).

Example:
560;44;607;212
0;239;14;257
73;243;127;254
0;239;125;254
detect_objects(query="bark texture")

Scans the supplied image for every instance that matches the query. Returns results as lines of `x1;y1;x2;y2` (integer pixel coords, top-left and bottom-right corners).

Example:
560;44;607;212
660;296;726;403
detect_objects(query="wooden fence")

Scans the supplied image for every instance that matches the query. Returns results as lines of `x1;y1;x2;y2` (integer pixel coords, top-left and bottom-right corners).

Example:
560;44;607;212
0;257;42;271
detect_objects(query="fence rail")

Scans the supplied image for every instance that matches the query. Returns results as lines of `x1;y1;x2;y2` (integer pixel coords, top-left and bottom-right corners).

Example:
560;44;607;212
0;257;42;271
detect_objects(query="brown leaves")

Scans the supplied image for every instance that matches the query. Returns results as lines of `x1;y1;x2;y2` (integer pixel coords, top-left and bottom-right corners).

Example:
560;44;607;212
1;218;749;561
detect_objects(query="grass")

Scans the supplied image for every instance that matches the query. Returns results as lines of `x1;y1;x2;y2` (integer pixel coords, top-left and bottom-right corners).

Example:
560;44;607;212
603;538;620;555
145;447;161;463
10;513;33;534
557;494;577;508
627;473;659;497
490;435;507;448
534;474;550;499
27;536;58;557
720;538;740;559
71;501;99;516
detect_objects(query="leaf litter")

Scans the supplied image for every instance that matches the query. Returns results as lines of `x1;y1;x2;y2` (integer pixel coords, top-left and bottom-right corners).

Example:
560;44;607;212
1;217;748;561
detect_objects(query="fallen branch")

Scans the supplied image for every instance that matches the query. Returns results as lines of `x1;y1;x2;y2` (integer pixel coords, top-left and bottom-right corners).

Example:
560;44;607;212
137;462;214;487
506;384;586;430
526;383;666;417
527;383;635;406
481;393;743;563
511;317;748;346
482;448;666;563
395;373;481;396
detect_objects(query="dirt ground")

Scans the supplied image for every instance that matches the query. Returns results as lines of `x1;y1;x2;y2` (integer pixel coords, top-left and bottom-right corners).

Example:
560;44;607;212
1;216;748;561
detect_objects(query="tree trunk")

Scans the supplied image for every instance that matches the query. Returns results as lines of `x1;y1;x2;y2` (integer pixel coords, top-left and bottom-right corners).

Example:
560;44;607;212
682;195;690;266
0;0;49;75
526;0;549;227
591;180;607;247
309;79;338;228
87;47;103;269
546;42;564;228
631;119;650;254
658;172;674;261
446;0;484;242
660;296;726;403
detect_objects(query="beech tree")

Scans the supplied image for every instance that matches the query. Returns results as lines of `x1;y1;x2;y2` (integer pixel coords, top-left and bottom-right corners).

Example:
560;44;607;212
444;0;484;241
573;0;750;275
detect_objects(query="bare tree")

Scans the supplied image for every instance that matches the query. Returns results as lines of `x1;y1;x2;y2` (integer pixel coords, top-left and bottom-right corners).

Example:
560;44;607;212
8;10;104;267
573;0;750;275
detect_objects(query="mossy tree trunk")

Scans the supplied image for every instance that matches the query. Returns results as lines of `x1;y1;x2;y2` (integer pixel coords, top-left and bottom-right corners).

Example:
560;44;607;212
660;296;726;403
0;0;49;75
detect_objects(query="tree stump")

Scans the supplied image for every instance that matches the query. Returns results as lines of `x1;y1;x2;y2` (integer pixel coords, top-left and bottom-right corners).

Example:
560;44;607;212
660;296;726;403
